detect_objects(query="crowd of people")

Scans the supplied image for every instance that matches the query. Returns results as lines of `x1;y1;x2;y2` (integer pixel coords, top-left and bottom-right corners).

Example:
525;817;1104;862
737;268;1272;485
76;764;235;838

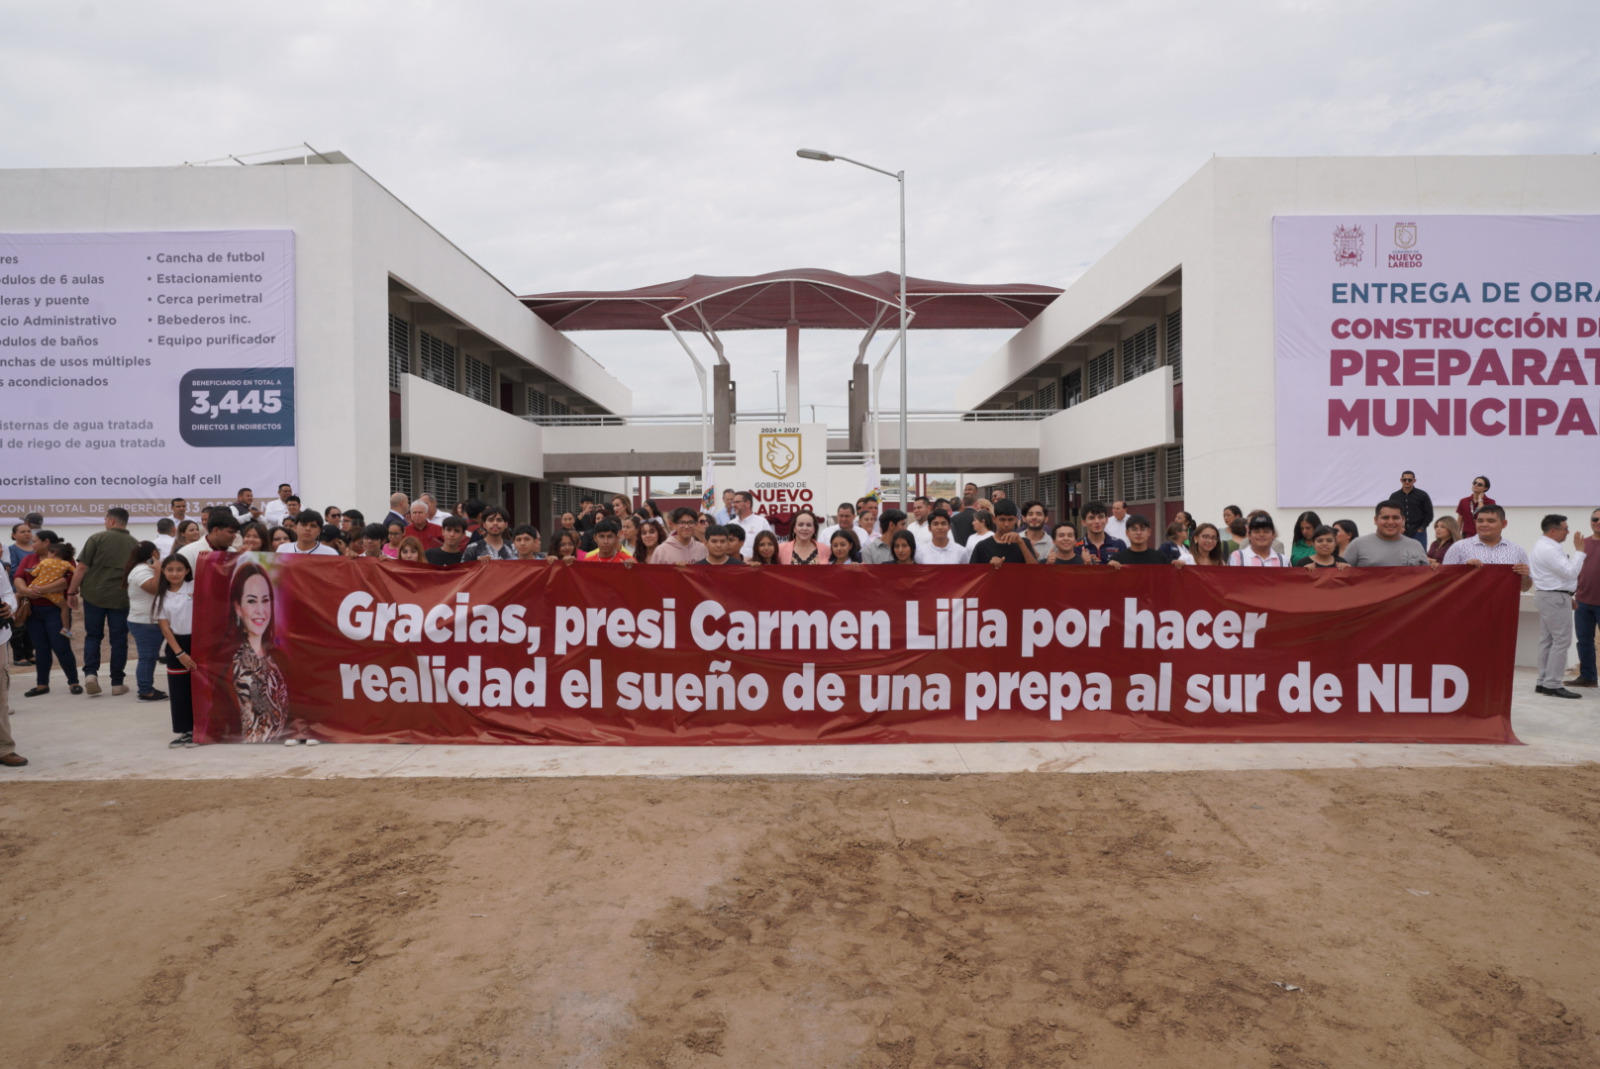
0;470;1593;766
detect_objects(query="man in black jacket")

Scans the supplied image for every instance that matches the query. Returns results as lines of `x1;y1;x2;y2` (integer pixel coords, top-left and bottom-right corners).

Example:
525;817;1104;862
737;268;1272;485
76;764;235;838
1387;470;1434;552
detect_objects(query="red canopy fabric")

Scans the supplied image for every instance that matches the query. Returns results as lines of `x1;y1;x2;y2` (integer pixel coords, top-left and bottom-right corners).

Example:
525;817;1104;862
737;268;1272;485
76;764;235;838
521;269;1060;332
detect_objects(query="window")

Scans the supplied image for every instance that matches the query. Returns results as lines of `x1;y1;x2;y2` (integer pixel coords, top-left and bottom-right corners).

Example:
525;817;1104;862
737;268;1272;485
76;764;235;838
389;454;413;497
551;481;612;517
1165;446;1184;500
1088;461;1115;503
419;331;456;390
1166;309;1182;383
1125;451;1157;502
1037;474;1057;509
1123;324;1159;383
1017;476;1035;502
1061;369;1082;409
421;459;459;509
550;397;571;417
1087;350;1115;398
1036;380;1058;412
464;356;493;406
526;386;549;417
388;314;410;391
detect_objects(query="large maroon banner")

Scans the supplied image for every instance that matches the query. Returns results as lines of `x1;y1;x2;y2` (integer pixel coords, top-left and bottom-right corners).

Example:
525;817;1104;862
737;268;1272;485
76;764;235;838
190;555;1521;746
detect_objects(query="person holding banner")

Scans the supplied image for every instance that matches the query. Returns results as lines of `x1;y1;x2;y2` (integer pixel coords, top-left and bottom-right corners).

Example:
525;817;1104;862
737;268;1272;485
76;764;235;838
154;555;197;748
778;510;821;565
1344;503;1432;568
917;511;972;565
1228;515;1291;567
652;509;708;565
968;500;1039;568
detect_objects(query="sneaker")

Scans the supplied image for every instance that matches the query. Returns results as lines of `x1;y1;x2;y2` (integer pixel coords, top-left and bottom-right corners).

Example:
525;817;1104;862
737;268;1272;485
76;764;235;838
137;690;168;702
184;735;199;748
304;739;321;746
169;732;193;748
283;738;303;746
83;675;101;696
111;684;129;696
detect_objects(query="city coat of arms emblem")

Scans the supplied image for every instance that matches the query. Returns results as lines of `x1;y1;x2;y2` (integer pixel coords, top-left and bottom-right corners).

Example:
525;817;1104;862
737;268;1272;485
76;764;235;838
1393;222;1417;249
1333;224;1364;266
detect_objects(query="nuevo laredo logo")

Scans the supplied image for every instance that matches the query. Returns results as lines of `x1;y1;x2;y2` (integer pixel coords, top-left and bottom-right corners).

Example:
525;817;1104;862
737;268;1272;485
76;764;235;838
1333;224;1364;267
1393;222;1417;249
758;433;802;479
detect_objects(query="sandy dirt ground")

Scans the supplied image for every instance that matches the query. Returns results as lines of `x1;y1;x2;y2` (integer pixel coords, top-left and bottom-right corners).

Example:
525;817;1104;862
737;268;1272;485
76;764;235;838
3;766;1598;1068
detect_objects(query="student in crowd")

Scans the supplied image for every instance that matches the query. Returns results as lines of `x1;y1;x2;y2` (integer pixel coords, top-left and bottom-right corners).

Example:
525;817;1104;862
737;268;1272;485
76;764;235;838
634;517;665;563
1158;522;1195;564
1044;522;1084;565
463;507;516;561
1109;515;1178;568
512;525;544;560
1332;519;1359;558
1303;526;1349;570
723;524;747;560
862;509;906;565
277;511;338;556
239;522;269;553
749;531;782;567
579;517;632;564
887;529;919;564
906;497;935;545
1223;517;1247;557
426;516;471;566
1344;502;1432;567
1020;501;1052;561
550;531;580;563
779;509;822;565
360;524;388;558
381;521;404;559
1441;506;1530;580
917;510;971;564
1428;515;1461;565
319;525;347;556
1189;523;1227;566
969;500;1038;568
618;515;641;557
153;553;197;748
269;526;293;550
828;528;862;565
1172;511;1196;545
1078;501;1126;565
1456;476;1493;537
1289;511;1323;565
1529;514;1586;699
857;499;880;546
176;520;201;548
124;541;166;704
1221;504;1243;536
404;501;444;551
699;525;741;566
967;509;995;550
395;536;426;563
341;509;366;541
1229;514;1291;567
652;508;708;565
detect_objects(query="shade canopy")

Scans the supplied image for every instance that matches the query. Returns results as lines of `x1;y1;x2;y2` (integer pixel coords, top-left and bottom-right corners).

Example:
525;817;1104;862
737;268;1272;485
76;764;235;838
521;269;1061;333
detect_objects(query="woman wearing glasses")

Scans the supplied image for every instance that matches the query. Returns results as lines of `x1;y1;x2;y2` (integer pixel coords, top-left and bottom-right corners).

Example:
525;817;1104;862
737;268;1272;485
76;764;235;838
1455;476;1494;538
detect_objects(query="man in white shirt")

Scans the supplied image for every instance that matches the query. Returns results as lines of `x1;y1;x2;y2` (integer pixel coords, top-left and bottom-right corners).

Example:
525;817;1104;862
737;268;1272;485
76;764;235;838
262;483;294;526
277;511;341;556
1104;501;1129;545
916;510;970;564
167;497;190;529
1530;513;1587;699
1442;505;1531;586
153;519;176;560
179;508;241;570
421;493;451;523
731;491;773;559
905;496;935;546
819;502;860;548
229;488;259;524
0;564;24;766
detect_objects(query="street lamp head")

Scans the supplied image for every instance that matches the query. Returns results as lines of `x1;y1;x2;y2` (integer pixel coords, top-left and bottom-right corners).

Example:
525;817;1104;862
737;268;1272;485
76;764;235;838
796;148;835;162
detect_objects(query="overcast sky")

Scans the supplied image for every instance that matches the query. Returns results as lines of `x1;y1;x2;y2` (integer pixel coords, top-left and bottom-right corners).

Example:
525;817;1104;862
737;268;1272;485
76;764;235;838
3;1;1597;419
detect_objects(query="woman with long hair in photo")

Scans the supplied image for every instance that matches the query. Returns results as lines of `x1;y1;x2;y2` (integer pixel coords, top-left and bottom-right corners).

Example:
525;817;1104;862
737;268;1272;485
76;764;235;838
382;519;405;558
394;536;426;563
749;530;782;567
781;509;822;565
176;519;201;547
123;541;166;703
269;525;294;550
154;554;197;748
1189;523;1227;566
828;528;862;565
1428;514;1462;565
888;529;919;564
225;560;293;745
1290;511;1323;566
551;530;581;563
634;516;665;564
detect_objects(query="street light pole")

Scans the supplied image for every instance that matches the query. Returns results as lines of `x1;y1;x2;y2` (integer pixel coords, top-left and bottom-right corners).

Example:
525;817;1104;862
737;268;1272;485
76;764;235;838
797;148;907;508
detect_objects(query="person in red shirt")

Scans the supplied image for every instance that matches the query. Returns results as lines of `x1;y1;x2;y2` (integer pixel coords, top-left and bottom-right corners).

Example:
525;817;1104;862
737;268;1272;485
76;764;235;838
1455;475;1495;537
580;518;633;563
403;501;444;551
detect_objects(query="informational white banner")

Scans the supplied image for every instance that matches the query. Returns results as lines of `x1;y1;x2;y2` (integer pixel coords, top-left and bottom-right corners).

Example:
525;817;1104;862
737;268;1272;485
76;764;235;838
728;422;827;520
1274;215;1600;507
0;230;296;524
